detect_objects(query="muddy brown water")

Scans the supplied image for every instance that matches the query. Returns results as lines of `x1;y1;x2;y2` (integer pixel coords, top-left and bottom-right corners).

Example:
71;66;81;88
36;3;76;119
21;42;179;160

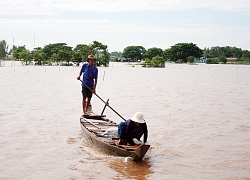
0;61;249;179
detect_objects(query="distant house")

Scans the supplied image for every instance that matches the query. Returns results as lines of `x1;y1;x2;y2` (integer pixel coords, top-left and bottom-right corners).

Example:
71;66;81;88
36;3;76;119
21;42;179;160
194;57;208;63
227;58;238;62
119;58;131;62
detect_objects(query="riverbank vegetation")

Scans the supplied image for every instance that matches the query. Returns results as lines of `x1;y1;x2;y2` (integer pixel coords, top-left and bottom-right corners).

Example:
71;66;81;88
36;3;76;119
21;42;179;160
1;39;250;67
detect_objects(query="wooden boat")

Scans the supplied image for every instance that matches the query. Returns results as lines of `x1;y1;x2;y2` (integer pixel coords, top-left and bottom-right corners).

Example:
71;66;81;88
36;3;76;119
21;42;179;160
79;106;150;162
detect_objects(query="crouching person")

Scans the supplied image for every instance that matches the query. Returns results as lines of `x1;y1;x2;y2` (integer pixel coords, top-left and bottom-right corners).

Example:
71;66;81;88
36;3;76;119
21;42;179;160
116;112;148;146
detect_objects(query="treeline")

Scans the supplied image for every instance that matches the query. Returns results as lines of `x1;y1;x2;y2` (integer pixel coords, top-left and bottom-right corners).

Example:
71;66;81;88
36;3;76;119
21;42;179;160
111;43;250;66
0;40;110;67
204;46;250;63
1;39;250;67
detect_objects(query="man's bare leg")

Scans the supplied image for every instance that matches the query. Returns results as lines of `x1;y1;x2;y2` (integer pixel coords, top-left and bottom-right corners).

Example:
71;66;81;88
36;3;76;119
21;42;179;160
82;98;87;114
85;98;91;114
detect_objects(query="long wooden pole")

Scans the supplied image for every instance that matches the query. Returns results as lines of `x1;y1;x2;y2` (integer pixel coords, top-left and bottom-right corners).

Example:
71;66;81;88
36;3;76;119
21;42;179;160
101;99;109;115
79;80;126;121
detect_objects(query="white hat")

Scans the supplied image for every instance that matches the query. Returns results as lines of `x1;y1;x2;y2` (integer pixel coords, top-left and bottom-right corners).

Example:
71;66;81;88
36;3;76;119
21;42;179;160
131;112;145;123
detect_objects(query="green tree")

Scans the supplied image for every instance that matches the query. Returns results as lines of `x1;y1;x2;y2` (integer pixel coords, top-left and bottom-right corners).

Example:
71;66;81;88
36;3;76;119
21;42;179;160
90;41;109;66
73;44;89;65
51;53;59;65
33;51;46;65
142;58;151;67
187;56;195;63
163;48;173;61
203;46;244;59
72;51;82;66
142;55;165;68
99;50;109;66
143;47;163;60
9;45;18;55
168;43;203;63
74;44;88;52
122;46;146;61
207;58;219;64
221;46;231;57
218;56;227;63
242;50;250;59
13;46;26;60
203;47;212;58
79;45;94;62
58;49;72;65
0;40;8;58
42;43;72;61
151;55;165;67
230;46;242;58
19;50;31;65
0;43;5;59
209;46;224;57
240;57;250;64
110;57;118;62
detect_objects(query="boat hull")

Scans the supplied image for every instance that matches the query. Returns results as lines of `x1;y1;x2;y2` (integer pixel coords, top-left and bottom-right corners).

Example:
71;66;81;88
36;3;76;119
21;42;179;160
80;115;150;162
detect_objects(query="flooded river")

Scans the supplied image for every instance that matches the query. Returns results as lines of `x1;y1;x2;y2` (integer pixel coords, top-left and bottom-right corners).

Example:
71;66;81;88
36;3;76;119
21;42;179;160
0;61;249;179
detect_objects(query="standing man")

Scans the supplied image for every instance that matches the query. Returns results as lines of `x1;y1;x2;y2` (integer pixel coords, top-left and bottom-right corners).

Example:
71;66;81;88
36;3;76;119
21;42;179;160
77;55;98;115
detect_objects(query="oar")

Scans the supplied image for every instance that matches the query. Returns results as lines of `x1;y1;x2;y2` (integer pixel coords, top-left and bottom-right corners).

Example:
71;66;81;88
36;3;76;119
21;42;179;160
79;80;126;121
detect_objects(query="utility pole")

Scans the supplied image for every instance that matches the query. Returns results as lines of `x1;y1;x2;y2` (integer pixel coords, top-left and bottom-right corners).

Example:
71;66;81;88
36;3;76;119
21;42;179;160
34;34;35;49
12;38;14;52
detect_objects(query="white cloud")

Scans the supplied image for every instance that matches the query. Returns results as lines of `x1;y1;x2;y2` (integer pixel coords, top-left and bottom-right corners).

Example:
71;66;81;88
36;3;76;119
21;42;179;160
1;0;250;15
2;13;249;52
1;0;249;52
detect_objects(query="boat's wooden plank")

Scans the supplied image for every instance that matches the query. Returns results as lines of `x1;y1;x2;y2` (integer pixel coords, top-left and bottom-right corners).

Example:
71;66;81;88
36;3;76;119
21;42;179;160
83;123;117;130
84;114;106;119
84;118;102;129
83;124;102;129
90;122;117;126
83;123;117;127
83;122;118;129
86;119;109;122
112;137;119;140
87;129;106;132
85;119;113;122
82;118;112;123
98;124;117;126
117;145;138;149
89;125;116;128
82;116;116;123
102;140;136;151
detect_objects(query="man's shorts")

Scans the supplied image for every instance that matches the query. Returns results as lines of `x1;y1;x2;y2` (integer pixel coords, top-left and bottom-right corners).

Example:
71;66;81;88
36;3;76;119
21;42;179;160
82;87;93;99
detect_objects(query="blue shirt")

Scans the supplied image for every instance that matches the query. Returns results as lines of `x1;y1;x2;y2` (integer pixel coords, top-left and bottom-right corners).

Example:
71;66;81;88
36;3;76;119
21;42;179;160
122;119;148;144
80;62;98;88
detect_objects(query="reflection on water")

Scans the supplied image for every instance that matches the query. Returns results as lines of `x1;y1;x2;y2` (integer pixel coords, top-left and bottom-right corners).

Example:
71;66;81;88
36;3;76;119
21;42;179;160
0;62;250;179
109;157;153;180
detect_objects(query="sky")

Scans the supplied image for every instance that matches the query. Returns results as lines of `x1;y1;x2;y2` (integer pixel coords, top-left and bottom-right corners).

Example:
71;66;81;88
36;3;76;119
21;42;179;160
1;0;250;52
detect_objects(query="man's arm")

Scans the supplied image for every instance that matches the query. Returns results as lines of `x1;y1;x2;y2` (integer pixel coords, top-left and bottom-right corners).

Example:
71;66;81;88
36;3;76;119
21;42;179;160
93;78;97;93
77;72;82;80
142;123;148;143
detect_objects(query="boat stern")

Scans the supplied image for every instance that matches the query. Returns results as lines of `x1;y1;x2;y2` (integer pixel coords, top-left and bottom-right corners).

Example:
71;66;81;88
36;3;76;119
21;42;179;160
133;144;150;162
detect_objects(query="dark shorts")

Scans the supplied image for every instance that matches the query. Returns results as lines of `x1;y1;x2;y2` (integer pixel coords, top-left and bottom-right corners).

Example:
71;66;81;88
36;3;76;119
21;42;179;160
118;122;125;138
82;87;93;99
